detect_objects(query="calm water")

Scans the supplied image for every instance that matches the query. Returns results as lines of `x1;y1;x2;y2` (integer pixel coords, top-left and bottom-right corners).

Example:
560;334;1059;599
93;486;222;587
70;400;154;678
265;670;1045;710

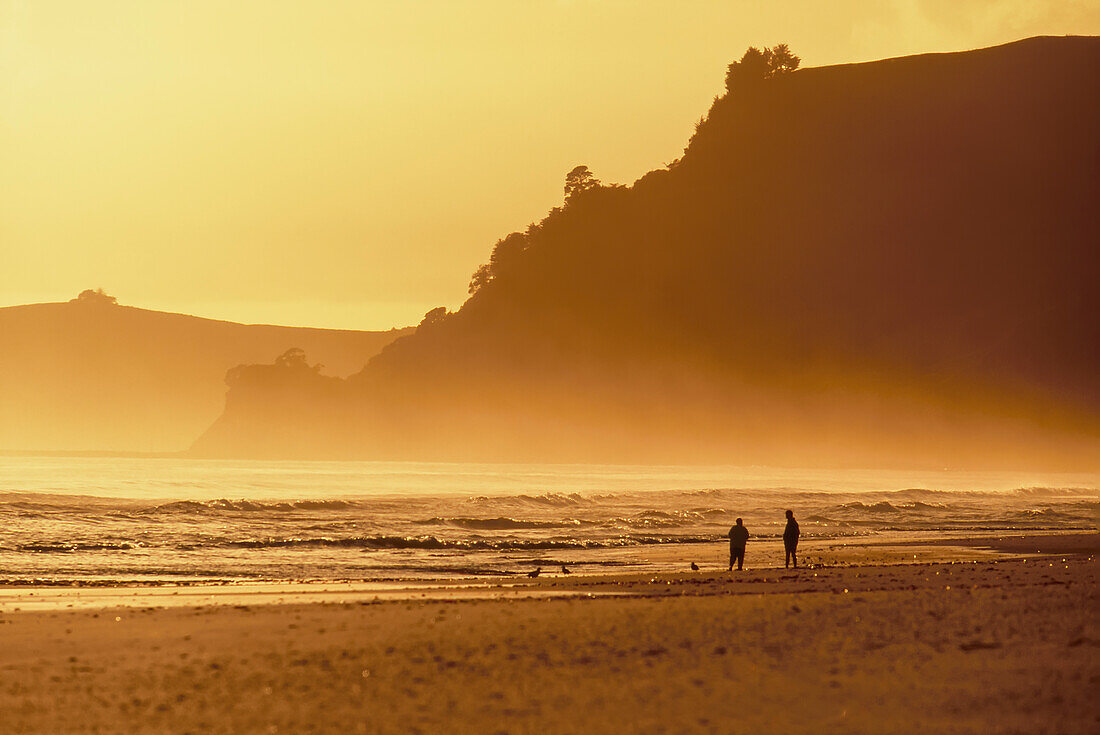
0;457;1096;582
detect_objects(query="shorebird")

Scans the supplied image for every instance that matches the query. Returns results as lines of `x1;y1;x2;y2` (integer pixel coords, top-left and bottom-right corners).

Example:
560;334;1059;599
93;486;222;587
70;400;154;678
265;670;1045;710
690;562;700;571
561;565;571;574
527;567;541;578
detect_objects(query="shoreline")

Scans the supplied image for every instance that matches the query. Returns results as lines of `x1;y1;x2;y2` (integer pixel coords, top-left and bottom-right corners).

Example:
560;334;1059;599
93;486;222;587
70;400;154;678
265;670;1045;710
1;531;1093;613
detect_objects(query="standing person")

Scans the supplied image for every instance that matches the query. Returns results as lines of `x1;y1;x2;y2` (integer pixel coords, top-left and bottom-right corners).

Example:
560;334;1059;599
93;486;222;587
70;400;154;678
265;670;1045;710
783;509;800;569
728;518;749;571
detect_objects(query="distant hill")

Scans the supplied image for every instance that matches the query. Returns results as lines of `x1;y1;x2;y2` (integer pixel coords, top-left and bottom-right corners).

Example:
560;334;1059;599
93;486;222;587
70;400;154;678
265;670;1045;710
193;37;1100;469
0;293;411;452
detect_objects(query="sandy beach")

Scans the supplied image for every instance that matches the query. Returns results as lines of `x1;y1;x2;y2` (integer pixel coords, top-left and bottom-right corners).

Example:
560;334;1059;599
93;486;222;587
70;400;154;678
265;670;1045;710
1;533;1096;734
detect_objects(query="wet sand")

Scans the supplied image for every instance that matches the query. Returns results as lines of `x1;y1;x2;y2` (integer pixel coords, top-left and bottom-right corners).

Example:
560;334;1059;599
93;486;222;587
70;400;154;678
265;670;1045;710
1;534;1096;734
900;531;1100;555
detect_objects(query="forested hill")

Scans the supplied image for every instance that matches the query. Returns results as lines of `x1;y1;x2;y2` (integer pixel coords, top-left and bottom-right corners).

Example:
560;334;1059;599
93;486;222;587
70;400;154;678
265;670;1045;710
193;37;1100;469
0;293;410;452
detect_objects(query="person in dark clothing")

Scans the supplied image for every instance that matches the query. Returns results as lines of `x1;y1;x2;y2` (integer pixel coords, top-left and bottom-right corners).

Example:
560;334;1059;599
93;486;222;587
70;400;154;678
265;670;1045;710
728;518;749;571
783;509;800;569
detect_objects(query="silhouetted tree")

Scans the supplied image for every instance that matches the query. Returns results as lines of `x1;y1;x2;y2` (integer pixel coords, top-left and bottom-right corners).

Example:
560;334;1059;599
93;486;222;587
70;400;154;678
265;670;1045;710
564;165;600;202
469;232;531;294
71;288;118;306
419;307;448;328
469;264;493;294
274;347;319;372
225;348;331;392
768;43;800;75
469;166;611;295
229;348;300;385
725;44;800;91
489;233;527;273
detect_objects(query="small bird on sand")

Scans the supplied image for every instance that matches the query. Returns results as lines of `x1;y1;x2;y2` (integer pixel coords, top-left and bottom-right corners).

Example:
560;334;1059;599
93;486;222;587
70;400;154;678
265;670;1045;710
690;562;700;571
527;567;541;578
561;565;571;574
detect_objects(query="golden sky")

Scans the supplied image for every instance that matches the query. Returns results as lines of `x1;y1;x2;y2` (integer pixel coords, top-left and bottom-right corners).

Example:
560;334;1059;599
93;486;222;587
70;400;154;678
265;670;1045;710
3;0;1097;330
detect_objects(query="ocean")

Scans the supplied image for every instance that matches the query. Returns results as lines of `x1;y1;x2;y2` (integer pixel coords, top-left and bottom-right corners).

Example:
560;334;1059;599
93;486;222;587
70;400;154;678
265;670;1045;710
1;457;1096;583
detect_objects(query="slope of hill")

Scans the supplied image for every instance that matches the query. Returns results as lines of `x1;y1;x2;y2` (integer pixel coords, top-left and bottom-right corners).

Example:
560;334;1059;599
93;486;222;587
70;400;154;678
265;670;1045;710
0;294;411;452
193;37;1100;469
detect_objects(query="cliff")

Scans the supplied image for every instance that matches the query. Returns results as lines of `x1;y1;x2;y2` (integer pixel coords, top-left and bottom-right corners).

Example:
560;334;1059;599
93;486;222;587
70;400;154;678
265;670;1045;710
193;37;1100;468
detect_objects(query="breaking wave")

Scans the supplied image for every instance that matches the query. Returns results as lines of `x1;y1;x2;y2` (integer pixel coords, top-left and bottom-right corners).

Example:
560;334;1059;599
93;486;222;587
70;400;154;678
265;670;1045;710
413;516;586;530
145;499;359;514
222;534;716;551
18;542;138;553
465;492;591;507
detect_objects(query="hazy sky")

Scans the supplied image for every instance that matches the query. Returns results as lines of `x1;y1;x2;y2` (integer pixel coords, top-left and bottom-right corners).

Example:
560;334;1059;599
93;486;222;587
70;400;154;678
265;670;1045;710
3;1;1097;329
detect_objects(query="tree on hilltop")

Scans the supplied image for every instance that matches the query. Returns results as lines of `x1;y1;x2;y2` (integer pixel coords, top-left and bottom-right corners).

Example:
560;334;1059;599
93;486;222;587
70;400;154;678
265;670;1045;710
71;288;118;306
564;165;601;203
725;44;800;91
224;347;332;392
274;347;321;372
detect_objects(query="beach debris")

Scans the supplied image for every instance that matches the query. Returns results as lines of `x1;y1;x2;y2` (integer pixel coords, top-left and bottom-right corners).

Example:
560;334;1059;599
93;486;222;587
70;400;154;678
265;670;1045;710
959;640;1002;652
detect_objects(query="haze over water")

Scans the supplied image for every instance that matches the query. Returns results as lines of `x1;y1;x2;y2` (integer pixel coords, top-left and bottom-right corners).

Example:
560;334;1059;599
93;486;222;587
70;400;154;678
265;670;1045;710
3;457;1095;584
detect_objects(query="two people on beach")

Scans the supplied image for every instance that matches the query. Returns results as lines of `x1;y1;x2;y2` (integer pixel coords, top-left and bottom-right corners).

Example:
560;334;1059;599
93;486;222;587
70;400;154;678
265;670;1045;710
727;510;800;571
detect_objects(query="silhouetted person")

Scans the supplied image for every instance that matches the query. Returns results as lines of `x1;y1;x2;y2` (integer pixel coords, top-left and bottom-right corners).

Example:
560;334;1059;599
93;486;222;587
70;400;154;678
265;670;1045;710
783;510;800;569
728;518;749;571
